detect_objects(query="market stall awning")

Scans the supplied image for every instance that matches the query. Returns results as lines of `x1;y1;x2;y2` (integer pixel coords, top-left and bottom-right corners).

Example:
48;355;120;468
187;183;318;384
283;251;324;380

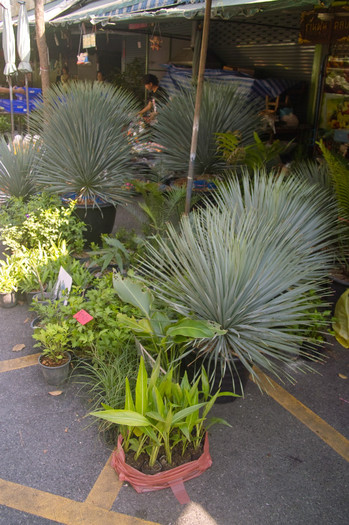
51;0;332;26
0;0;80;29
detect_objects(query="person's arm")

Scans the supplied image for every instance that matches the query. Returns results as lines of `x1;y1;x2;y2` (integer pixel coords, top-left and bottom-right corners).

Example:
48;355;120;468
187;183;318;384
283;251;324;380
138;100;152;117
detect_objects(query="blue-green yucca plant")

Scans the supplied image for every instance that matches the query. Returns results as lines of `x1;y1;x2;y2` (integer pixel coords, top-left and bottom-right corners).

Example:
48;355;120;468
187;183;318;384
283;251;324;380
152;83;260;176
135;171;339;391
30;81;139;205
0;136;39;199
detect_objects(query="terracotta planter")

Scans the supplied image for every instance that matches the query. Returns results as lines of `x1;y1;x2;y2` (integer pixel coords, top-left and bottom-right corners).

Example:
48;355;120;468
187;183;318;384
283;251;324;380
112;433;212;504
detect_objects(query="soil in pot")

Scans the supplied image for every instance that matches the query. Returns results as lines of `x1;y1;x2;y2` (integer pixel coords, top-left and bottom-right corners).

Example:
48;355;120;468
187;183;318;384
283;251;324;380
38;352;71;386
124;439;204;475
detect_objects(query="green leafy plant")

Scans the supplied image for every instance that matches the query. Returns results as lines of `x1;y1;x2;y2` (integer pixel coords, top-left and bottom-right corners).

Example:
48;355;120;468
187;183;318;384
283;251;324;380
75;344;138;436
30;82;140;205
0;258;20;293
135;171;339;390
18;241;69;295
131;181;200;236
152;83;260;176
88;235;130;273
31;273;140;360
317;140;349;276
216;131;290;170
333;288;349;347
0;193;86;254
33;321;70;363
113;274;226;372
91;356;234;466
0;136;39;199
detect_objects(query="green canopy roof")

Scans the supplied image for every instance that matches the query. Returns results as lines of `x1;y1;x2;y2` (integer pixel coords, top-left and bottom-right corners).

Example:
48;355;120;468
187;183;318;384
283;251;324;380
51;0;332;26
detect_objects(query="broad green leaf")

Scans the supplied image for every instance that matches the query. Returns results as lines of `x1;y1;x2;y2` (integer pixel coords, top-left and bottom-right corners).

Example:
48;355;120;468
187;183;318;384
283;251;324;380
90;409;151;427
333;289;349;348
145;411;166;423
172;403;206;424
124;377;135;411
113;274;153;317
152;385;165;418
205;417;232;429
167;319;226;340
117;313;153;336
135;357;148;415
200;366;210;399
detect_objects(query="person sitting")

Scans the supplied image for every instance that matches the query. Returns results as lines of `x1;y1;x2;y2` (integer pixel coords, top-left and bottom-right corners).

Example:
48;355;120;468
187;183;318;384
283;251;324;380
60;66;70;85
138;74;168;123
96;71;107;83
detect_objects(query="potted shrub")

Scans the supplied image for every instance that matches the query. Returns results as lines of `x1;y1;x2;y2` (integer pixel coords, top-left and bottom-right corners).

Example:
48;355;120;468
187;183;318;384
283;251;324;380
90;356;235;503
134;171;339;393
33;321;72;385
30;82;140;245
0;259;19;308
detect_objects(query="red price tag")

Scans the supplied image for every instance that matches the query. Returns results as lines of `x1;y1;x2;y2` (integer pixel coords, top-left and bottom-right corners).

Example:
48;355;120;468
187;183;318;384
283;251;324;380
73;309;94;325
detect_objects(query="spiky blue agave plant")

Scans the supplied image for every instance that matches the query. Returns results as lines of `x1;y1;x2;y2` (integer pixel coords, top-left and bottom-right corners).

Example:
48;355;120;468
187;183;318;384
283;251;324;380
151;82;261;176
30;81;140;205
136;170;339;391
0;137;39;199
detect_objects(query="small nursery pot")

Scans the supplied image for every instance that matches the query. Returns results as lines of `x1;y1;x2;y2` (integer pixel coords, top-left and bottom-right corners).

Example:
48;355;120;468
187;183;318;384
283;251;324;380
111;433;212;504
38;352;71;386
0;291;17;308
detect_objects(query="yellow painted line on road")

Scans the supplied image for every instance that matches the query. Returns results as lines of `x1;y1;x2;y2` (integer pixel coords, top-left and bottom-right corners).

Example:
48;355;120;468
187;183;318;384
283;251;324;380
85;452;123;510
0;478;160;525
255;369;349;462
0;353;41;373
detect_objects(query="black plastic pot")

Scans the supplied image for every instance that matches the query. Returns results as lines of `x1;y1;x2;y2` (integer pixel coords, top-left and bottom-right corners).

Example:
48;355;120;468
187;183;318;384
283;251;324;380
38;352;71;386
180;353;249;403
74;203;117;247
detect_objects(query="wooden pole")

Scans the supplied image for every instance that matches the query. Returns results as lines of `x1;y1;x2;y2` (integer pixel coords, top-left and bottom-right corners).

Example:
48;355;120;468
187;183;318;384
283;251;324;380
185;0;212;215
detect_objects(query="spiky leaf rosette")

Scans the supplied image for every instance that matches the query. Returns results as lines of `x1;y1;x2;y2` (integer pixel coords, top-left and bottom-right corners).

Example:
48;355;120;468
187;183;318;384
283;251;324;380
0;137;39;199
136;172;338;389
151;83;260;176
30;81;140;205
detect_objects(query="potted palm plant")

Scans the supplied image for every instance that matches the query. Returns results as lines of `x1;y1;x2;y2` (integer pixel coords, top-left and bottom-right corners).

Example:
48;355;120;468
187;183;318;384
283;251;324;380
151;82;260;177
33;321;72;386
30;81;140;245
134;170;339;393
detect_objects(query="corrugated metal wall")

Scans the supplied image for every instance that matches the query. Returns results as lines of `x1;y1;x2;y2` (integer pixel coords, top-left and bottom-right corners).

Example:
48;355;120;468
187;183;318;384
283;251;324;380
209;10;315;82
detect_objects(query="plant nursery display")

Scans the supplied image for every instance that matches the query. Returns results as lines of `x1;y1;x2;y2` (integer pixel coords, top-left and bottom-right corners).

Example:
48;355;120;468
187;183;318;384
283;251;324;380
135;171;339;391
30;82;140;244
91;356;234;502
113;274;225;373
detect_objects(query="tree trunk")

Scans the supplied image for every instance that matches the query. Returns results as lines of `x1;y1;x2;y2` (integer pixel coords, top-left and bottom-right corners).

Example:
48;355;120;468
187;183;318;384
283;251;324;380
35;0;50;94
